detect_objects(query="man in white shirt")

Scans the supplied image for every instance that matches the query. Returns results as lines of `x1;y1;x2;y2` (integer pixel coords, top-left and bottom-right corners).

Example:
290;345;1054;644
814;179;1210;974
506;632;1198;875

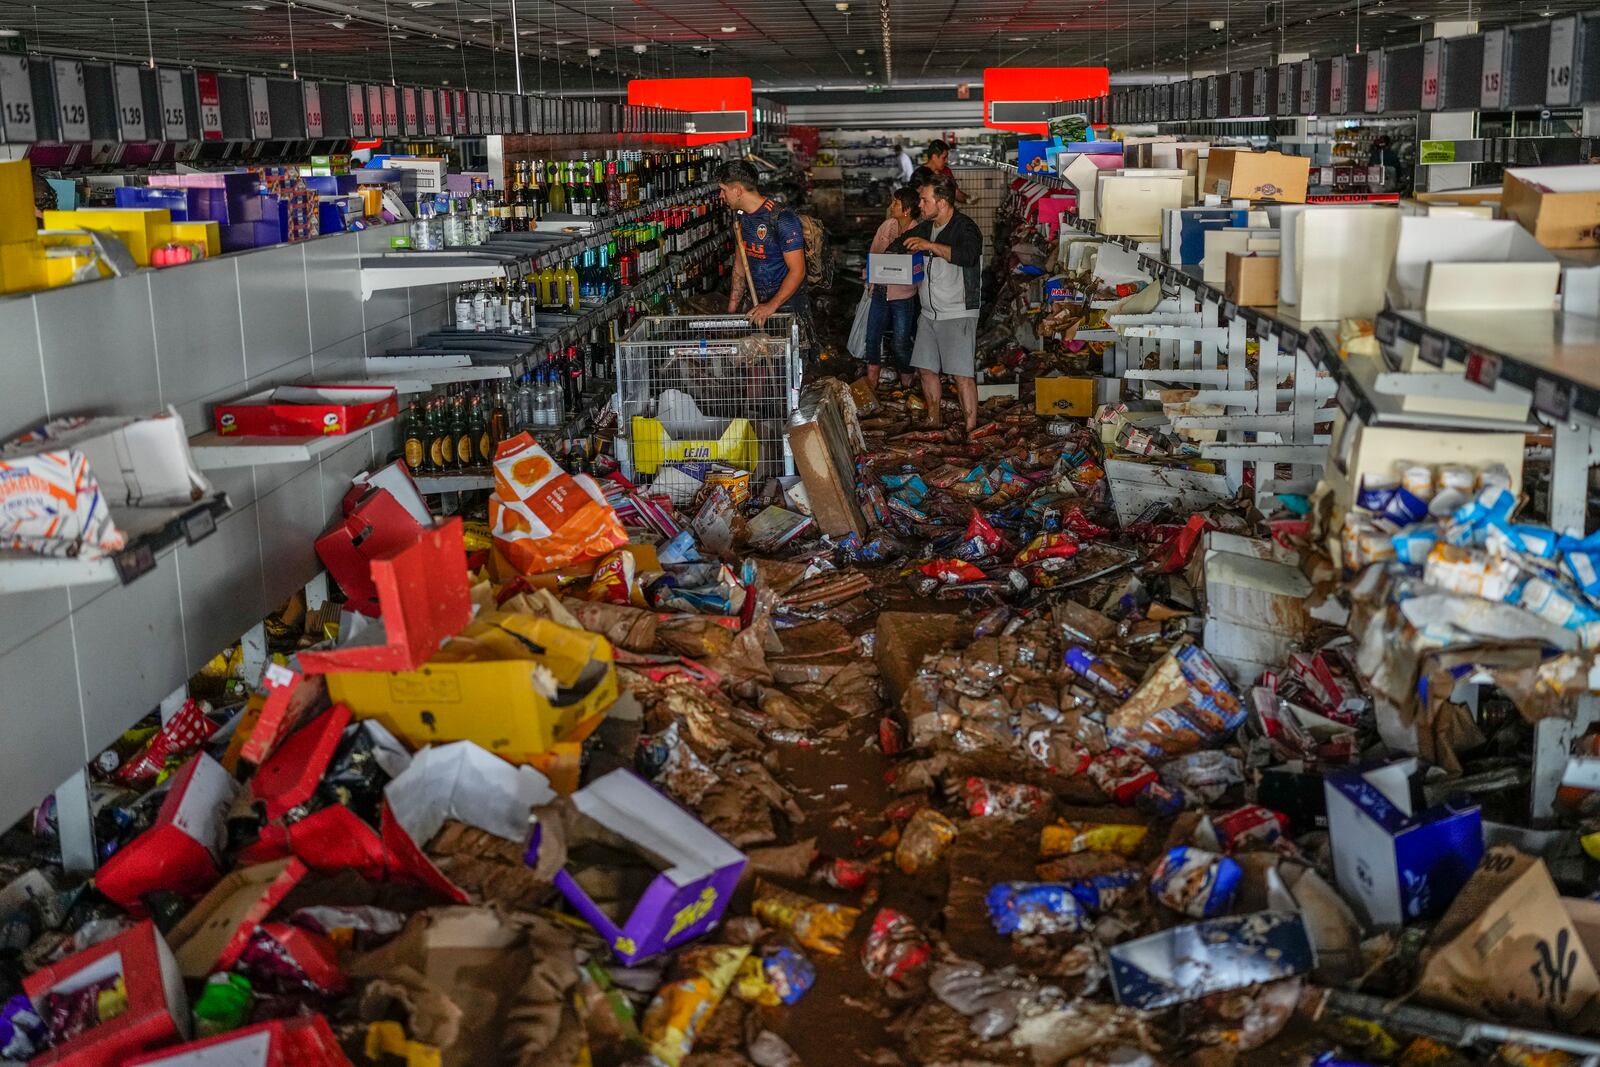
896;141;915;183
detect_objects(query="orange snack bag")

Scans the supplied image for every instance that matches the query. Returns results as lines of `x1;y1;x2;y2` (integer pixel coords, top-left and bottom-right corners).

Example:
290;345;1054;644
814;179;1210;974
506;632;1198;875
489;433;628;575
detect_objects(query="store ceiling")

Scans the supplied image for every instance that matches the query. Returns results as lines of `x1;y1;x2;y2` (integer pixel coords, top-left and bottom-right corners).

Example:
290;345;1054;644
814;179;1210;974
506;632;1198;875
0;0;1588;93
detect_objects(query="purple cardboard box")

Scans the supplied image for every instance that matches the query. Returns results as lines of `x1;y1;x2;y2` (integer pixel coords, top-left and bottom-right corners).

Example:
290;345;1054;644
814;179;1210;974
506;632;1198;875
532;768;745;964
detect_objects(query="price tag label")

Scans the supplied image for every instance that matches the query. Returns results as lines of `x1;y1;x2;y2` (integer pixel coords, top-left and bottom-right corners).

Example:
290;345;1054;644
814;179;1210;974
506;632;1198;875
1374;313;1397;345
1279;327;1303;353
1206;75;1219;117
401;86;418;134
1299;58;1315;113
421;87;437;135
366;84;384;136
1220;299;1239;322
1328;57;1345;114
495;93;507;133
1421;40;1441;110
113;65;145;141
1481;28;1506;108
248;75;271;138
1365;50;1382;113
1419;332;1446;367
53;59;89;141
158;68;188;140
1252;68;1266;115
0;56;35;142
467;91;481;133
1229;72;1242;116
302;80;322;138
1534;377;1573;421
1547;16;1577;107
1335;381;1357;416
182;506;216;545
114;543;156;585
1277;63;1292;114
196;71;222;140
1465;350;1501;389
454;90;467;132
380;85;398;135
347;84;367;135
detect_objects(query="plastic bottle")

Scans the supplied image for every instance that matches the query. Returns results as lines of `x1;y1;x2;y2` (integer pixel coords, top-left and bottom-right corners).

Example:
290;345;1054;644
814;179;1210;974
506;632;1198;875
454;283;473;330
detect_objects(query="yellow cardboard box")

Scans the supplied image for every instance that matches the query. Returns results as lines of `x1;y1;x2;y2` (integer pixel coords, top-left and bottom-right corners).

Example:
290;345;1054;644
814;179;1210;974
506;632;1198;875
1036;376;1097;416
43;207;169;263
0;160;35;246
327;614;618;764
0;241;45;293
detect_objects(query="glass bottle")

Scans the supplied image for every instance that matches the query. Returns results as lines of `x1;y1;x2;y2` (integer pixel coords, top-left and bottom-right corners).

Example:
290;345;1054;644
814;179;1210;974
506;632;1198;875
469;392;491;465
402;400;424;471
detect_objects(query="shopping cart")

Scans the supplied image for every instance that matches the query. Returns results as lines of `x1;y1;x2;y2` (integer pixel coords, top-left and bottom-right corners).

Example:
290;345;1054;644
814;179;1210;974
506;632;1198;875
614;314;801;505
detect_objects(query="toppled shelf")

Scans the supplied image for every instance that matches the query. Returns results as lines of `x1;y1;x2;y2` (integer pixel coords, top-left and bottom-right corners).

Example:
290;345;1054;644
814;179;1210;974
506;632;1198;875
0;494;230;593
187;417;396;470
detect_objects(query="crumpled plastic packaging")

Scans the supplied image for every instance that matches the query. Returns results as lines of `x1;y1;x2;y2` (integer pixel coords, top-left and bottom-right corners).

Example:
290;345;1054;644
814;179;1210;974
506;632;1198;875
751;879;861;956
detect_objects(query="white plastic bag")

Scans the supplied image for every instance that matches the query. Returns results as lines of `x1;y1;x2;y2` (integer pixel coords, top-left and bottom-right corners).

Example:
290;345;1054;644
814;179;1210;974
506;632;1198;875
846;288;872;359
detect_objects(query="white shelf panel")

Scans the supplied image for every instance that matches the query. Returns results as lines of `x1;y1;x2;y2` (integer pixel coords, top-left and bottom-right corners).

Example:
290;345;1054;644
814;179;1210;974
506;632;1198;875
188;417;396;470
0;552;117;593
412;471;496;493
360;256;515;300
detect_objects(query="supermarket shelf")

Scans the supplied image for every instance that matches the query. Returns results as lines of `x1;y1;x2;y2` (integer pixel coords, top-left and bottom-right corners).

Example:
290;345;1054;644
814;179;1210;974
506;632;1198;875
363;363;516;394
1380;307;1600;423
412;471;496;493
0;494;231;594
359;254;518;299
359;183;718;300
187;417;397;470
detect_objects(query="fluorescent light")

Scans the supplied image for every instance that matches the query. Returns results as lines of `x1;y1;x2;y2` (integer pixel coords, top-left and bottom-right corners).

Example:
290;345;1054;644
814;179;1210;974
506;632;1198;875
722;24;737;32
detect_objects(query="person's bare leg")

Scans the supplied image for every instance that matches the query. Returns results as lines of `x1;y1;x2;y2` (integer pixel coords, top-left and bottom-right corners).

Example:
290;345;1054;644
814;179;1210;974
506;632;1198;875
956;374;978;431
868;364;882;388
918;369;943;426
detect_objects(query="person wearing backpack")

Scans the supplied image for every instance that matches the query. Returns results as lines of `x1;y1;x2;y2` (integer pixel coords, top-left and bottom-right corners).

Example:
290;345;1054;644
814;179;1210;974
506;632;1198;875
719;160;819;368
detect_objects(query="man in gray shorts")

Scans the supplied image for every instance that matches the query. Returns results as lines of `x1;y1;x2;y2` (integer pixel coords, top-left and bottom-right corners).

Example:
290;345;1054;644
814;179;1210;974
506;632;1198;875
902;176;983;432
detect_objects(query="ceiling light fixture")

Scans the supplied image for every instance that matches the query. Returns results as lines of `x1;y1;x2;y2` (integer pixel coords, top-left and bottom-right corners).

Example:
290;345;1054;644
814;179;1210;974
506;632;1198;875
855;47;865;54
408;1;434;7
722;24;737;32
241;3;266;9
835;2;849;11
632;43;647;53
326;20;346;29
1009;35;1026;41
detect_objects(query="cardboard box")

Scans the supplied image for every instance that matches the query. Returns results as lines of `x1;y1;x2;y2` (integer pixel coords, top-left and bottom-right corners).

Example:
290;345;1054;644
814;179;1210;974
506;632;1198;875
0;159;35;246
240;665;329;766
326;614;619;762
0;407;212;560
1035;376;1097;417
874;611;969;705
788;381;868;539
867;252;925;287
94;755;239;914
299;518;472;675
1062;152;1123;221
314;481;430;618
214;385;398;438
1416;846;1600;1030
1109;911;1314;1009
1201;542;1310;683
166;859;309;979
1096;174;1186;237
1324;758;1483;928
1320;413;1526;523
122;1016;351;1067
1388;216;1557;311
24;921;190;1067
1503;165;1600;249
540;769;746;964
1224;252;1280;306
1204;149;1310;203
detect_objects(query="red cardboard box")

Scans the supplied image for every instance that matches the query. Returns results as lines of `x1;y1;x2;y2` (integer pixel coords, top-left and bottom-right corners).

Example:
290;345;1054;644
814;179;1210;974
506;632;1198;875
165;859;308;980
24;921;189;1067
240;665;328;767
213;385;398;438
299;519;471;675
122;1016;351;1067
313;489;428;618
94;755;239;914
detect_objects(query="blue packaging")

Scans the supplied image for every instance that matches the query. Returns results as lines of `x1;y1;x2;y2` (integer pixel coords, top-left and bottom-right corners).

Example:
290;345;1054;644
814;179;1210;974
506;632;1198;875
986;882;1091;935
1148;846;1241;918
1062;869;1142;911
1391;527;1437;565
1381;487;1429;527
1451;484;1517;529
756;947;815;1004
1355;477;1398;512
1108;911;1314;1010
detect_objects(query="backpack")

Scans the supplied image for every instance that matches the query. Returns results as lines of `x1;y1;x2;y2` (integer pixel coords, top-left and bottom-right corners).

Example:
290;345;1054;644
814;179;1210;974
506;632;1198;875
796;213;832;288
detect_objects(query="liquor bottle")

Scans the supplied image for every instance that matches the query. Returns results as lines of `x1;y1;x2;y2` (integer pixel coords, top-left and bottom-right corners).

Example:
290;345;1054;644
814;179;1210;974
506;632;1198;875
490;386;508;454
426;398;448;471
536;264;557;310
547;160;564;214
604;153;621;215
402;400;425;471
566;260;585;310
454;283;473;330
484;179;503;233
514;371;534;431
470;392;491;465
471;282;489;332
451;392;472;468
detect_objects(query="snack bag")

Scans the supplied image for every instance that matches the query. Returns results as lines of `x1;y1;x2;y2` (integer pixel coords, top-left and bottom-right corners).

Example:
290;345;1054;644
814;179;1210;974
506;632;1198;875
1149;846;1241;918
733;947;815;1006
860;909;932;994
894;809;958;874
489;433;627;575
752;880;861;956
1039;821;1149;857
641;945;750;1067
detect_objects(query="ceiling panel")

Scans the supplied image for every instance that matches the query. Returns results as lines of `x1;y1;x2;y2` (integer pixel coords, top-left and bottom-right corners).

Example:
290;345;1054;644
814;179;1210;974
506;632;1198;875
0;0;1587;93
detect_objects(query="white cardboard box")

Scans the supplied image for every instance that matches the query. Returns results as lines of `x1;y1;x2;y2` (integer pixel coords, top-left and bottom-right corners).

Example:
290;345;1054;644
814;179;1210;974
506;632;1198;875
867;252;926;286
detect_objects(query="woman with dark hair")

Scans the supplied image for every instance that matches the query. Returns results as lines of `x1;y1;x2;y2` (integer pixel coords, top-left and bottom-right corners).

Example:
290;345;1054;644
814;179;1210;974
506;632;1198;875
863;186;921;389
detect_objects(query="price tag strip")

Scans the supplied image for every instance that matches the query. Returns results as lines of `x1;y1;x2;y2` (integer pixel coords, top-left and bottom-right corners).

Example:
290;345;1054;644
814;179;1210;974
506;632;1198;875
53;59;90;141
113;65;146;141
158;69;188;141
